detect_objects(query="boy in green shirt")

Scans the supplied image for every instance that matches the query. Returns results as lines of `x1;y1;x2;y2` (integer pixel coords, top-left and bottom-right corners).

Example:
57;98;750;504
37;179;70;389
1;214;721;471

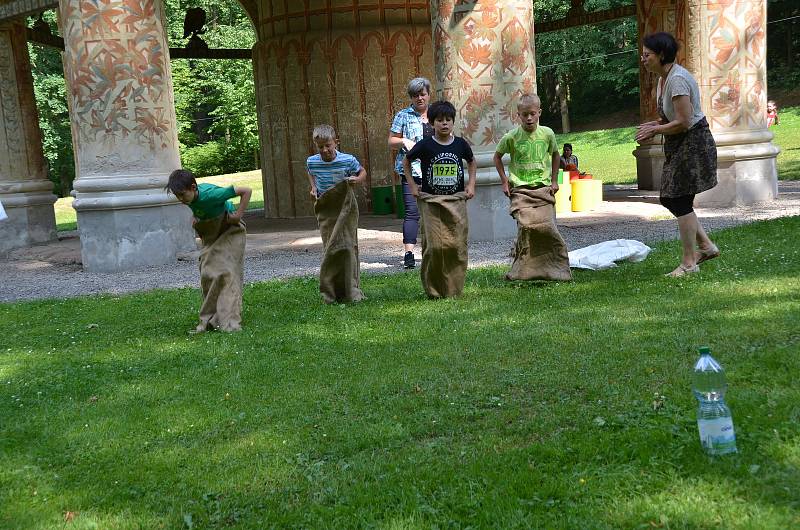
493;94;572;281
166;169;252;332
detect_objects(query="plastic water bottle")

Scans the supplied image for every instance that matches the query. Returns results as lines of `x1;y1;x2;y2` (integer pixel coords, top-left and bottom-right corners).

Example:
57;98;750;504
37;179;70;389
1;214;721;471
692;347;737;455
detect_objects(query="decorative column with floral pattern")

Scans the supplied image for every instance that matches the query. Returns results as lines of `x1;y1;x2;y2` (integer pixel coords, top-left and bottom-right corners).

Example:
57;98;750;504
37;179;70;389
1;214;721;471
430;0;537;240
633;0;687;190
58;0;193;271
687;0;778;206
635;0;778;204
0;21;57;252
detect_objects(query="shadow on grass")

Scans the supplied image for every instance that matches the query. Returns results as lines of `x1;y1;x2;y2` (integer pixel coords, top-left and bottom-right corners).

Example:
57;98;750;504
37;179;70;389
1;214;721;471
1;217;799;527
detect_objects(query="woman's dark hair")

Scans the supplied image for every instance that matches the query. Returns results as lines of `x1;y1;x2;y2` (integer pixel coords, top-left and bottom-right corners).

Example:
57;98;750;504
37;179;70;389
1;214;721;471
428;100;456;122
642;32;679;64
165;169;196;194
563;143;573;151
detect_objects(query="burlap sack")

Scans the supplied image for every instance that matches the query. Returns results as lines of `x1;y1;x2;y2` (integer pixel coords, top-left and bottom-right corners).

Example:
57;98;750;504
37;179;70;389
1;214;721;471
314;180;365;304
506;186;572;281
417;192;469;298
193;213;246;332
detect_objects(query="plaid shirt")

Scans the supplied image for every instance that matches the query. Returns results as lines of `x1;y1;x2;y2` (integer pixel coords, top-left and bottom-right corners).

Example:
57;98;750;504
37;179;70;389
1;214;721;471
391;106;426;179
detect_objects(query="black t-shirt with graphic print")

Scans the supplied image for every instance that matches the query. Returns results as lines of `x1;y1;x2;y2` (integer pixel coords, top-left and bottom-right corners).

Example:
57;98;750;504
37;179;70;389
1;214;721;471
405;136;474;195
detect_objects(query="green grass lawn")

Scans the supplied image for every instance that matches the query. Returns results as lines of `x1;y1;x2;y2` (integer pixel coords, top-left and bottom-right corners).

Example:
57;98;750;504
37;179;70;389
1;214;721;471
2;217;799;528
770;106;800;181
556;105;800;185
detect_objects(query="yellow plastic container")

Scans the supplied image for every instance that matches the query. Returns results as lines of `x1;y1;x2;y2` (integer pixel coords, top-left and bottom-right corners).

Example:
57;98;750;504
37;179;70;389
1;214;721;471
555;183;571;213
590;178;603;206
571;179;603;212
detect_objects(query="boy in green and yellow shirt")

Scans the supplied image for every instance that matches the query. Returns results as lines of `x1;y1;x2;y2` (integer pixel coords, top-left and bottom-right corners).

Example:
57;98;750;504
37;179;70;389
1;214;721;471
493;94;572;282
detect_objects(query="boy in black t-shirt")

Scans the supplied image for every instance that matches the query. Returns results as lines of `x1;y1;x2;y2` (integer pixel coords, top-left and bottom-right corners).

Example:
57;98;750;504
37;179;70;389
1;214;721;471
403;100;476;198
402;100;476;298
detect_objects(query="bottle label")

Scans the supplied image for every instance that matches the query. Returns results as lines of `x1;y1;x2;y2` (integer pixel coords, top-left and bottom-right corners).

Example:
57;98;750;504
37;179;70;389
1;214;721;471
697;417;737;454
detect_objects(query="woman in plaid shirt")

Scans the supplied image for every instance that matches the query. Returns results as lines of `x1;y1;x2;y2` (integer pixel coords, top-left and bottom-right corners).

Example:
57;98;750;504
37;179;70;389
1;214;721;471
388;77;433;269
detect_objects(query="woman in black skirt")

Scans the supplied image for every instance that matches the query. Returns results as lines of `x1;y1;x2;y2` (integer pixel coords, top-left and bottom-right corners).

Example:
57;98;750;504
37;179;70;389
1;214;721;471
636;32;720;277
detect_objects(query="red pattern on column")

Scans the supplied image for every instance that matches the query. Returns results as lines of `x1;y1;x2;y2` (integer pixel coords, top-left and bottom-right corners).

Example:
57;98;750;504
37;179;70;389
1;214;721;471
431;0;536;147
701;0;767;130
636;0;688;122
254;1;434;217
59;0;178;171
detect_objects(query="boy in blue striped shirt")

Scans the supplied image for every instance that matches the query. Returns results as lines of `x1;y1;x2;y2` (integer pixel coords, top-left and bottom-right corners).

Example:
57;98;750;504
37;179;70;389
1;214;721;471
306;125;366;198
307;125;367;303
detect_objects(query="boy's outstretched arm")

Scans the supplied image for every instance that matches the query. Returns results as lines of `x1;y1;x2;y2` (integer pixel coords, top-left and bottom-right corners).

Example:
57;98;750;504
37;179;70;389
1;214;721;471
228;186;252;223
402;157;419;197
493;152;510;197
465;158;477;199
550;151;560;195
307;171;318;198
349;166;367;185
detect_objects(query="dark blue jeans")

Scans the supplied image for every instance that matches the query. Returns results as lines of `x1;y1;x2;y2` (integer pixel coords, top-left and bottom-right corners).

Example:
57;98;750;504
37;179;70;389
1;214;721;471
400;177;421;245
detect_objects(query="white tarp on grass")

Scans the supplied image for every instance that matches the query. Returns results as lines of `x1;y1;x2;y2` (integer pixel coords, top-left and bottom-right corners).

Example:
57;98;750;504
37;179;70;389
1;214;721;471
568;239;652;270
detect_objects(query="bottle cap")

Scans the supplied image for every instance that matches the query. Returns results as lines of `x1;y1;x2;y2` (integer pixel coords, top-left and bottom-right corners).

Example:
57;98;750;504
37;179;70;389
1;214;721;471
698;346;711;355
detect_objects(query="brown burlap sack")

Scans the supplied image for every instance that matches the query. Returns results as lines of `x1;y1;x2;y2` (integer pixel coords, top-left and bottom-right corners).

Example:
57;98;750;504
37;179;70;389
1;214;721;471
417;192;469;298
314;180;365;304
506;186;572;281
193;213;246;332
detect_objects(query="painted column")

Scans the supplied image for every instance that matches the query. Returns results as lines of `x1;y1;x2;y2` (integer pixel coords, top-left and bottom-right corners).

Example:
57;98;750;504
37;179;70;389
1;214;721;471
687;0;778;206
431;0;536;241
0;20;57;253
58;0;193;271
253;0;433;218
633;0;687;190
635;0;778;205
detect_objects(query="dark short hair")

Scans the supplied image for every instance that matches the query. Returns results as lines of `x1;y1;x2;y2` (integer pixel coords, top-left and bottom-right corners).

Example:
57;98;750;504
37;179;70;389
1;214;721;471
428;100;456;122
563;143;573;150
642;32;678;64
165;169;196;194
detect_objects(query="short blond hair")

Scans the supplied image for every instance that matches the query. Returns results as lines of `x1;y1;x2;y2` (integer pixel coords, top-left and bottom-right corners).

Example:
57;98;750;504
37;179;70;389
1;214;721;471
312;124;337;143
517;94;541;109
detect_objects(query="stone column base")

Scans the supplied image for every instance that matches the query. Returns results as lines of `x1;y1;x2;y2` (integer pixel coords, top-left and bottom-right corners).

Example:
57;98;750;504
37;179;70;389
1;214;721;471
632;141;665;191
0;181;57;253
697;129;779;207
75;201;195;272
467;152;516;242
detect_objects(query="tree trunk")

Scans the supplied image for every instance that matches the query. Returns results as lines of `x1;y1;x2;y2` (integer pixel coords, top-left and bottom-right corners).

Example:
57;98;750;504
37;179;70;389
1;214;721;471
556;76;570;134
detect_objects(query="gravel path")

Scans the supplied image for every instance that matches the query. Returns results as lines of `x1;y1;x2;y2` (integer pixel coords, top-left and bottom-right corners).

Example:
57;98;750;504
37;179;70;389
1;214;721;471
2;182;798;303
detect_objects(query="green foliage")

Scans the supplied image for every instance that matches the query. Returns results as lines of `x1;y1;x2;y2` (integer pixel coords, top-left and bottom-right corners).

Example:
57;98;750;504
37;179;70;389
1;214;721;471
180;140;226;178
163;0;258;175
534;1;641;129
28;12;73;197
2;217;800;527
766;0;800;90
771;105;800;181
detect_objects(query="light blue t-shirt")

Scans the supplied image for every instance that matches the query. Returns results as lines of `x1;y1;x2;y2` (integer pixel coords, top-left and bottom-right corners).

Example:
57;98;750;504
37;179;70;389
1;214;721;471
306;151;362;197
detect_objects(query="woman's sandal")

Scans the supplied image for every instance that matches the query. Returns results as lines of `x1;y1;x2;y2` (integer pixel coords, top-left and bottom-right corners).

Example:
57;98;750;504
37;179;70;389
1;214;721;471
696;245;720;265
666;264;700;277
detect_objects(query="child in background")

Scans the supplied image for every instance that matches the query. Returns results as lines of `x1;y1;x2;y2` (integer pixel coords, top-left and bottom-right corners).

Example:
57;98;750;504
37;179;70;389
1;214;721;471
403;100;476;298
767;100;779;127
307;124;367;303
493;93;572;282
166;169;251;332
559;142;579;171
